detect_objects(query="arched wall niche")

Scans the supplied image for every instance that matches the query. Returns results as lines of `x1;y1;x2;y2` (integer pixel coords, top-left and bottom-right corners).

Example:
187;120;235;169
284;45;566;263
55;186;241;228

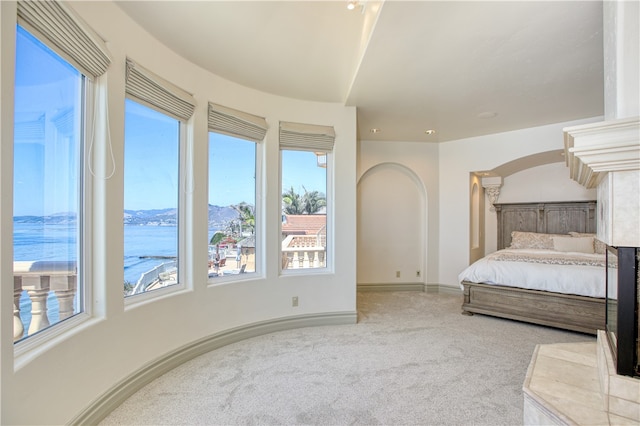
472;149;596;254
468;175;484;264
357;162;427;290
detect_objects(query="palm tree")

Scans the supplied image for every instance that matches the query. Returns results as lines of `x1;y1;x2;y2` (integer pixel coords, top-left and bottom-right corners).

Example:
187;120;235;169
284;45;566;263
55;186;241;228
231;202;255;235
302;186;326;214
282;186;304;215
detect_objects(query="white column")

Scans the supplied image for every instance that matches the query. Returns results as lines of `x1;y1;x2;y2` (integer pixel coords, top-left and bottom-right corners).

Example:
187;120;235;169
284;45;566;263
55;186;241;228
13;276;24;341
22;275;51;335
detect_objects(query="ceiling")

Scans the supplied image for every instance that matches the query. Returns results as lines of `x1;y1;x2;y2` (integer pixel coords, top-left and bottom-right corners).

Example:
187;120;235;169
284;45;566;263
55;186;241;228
115;1;604;143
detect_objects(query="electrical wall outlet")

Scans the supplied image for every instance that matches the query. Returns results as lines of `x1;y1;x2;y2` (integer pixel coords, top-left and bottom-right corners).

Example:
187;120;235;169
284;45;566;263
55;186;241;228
396;271;400;278
292;296;299;307
416;270;421;277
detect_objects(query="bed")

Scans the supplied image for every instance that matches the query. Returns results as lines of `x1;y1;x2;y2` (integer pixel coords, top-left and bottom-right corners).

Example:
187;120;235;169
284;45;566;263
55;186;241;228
459;201;606;335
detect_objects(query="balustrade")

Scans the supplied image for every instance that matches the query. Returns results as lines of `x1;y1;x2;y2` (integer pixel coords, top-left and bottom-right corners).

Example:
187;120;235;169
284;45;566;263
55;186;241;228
281;235;326;269
13;261;77;342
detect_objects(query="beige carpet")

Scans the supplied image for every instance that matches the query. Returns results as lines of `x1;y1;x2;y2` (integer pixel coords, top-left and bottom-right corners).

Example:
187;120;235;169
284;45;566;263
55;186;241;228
100;291;593;425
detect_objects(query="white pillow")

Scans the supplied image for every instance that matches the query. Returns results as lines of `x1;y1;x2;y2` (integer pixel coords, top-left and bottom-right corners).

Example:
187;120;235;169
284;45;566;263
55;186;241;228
552;236;595;254
568;232;606;254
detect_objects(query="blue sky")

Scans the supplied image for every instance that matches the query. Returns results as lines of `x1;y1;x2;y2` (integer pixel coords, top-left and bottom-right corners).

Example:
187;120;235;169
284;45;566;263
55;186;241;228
14;25;80;217
14;24;326;216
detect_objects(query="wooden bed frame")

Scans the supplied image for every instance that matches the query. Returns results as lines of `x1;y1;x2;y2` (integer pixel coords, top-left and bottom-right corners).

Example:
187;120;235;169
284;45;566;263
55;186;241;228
461;200;605;335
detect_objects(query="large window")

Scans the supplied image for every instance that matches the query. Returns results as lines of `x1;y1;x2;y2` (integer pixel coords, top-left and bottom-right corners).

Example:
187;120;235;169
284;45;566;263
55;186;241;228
123;59;194;297
207;102;266;280
208;134;257;278
12;1;110;343
279;122;334;271
13;26;85;342
123;100;180;296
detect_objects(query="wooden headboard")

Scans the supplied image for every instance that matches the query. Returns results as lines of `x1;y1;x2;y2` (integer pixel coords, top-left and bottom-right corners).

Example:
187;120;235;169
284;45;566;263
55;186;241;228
495;201;597;250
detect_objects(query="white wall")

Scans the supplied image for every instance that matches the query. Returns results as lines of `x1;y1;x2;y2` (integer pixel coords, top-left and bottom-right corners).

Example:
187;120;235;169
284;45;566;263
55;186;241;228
499;162;597;203
438;117;602;289
604;0;640;119
357;141;440;284
0;2;357;424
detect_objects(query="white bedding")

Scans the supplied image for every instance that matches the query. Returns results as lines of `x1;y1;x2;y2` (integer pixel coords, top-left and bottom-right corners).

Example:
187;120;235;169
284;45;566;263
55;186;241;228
458;248;609;298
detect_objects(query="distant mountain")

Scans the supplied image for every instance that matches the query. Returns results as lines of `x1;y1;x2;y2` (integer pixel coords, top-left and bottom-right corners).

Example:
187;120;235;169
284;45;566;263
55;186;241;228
124;207;178;226
16;205;242;228
14;213;77;224
123;205;239;228
208;204;238;229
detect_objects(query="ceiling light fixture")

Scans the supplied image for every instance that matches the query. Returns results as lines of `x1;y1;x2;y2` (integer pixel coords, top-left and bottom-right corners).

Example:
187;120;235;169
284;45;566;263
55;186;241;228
347;1;358;10
424;129;436;135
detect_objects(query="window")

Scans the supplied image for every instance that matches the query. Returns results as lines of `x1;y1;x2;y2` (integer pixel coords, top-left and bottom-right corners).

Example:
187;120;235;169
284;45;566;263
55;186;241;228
279;122;334;271
124;100;180;296
208;134;257;277
207;102;266;280
13;25;84;342
12;0;110;342
123;59;195;297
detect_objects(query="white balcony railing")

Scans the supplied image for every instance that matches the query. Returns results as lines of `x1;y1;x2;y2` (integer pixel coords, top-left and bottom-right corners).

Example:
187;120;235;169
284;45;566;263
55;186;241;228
281;235;326;269
13;261;77;342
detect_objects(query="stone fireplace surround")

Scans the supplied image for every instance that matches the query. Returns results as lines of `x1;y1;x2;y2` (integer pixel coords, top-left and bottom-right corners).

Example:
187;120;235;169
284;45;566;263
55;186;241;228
522;116;640;425
523;333;639;425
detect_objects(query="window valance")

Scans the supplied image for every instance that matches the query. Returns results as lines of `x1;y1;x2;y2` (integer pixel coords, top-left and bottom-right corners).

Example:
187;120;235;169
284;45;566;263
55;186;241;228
279;121;335;152
17;0;111;78
208;102;267;142
126;59;195;121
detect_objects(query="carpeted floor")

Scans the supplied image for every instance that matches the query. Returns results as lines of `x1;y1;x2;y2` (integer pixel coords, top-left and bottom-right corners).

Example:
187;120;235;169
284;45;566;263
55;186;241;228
100;291;593;425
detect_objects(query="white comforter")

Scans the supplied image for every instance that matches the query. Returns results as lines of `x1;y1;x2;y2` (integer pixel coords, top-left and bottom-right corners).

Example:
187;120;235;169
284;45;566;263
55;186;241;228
458;248;609;298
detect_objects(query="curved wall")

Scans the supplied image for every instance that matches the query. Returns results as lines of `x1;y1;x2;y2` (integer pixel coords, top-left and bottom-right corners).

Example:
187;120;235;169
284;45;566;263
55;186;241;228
0;2;357;424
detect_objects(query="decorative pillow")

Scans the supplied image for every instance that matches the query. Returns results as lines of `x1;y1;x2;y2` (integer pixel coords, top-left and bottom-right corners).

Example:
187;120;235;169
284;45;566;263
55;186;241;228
509;231;565;250
568;232;606;255
552;236;595;254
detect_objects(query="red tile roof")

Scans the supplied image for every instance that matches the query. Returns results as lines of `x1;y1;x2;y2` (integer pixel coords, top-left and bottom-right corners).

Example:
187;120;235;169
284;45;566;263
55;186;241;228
282;214;326;235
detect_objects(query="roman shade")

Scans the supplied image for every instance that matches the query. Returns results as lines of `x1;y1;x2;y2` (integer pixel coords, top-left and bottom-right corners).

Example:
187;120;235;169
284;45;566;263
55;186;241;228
208;103;268;142
125;59;195;121
279;121;335;153
17;0;111;79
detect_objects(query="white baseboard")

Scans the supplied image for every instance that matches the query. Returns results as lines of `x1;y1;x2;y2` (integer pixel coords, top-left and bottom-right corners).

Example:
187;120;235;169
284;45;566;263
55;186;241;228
70;311;357;425
357;282;425;292
357;283;462;295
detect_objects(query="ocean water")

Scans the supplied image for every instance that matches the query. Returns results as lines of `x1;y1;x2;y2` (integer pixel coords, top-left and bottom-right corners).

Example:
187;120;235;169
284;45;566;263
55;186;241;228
14;222;208;339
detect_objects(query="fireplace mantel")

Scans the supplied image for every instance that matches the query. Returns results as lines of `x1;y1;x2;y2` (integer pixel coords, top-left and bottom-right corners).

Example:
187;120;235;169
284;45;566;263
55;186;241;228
564;117;640;247
564;117;640;188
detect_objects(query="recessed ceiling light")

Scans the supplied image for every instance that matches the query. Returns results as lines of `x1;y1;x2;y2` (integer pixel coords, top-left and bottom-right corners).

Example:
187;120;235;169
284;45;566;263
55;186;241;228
477;111;498;119
347;1;358;10
424;129;436;135
370;128;381;133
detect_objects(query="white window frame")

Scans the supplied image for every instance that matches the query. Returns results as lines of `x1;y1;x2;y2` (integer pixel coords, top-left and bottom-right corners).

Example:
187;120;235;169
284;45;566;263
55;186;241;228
279;149;333;276
206;102;266;284
13;29;96;355
122;101;189;306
